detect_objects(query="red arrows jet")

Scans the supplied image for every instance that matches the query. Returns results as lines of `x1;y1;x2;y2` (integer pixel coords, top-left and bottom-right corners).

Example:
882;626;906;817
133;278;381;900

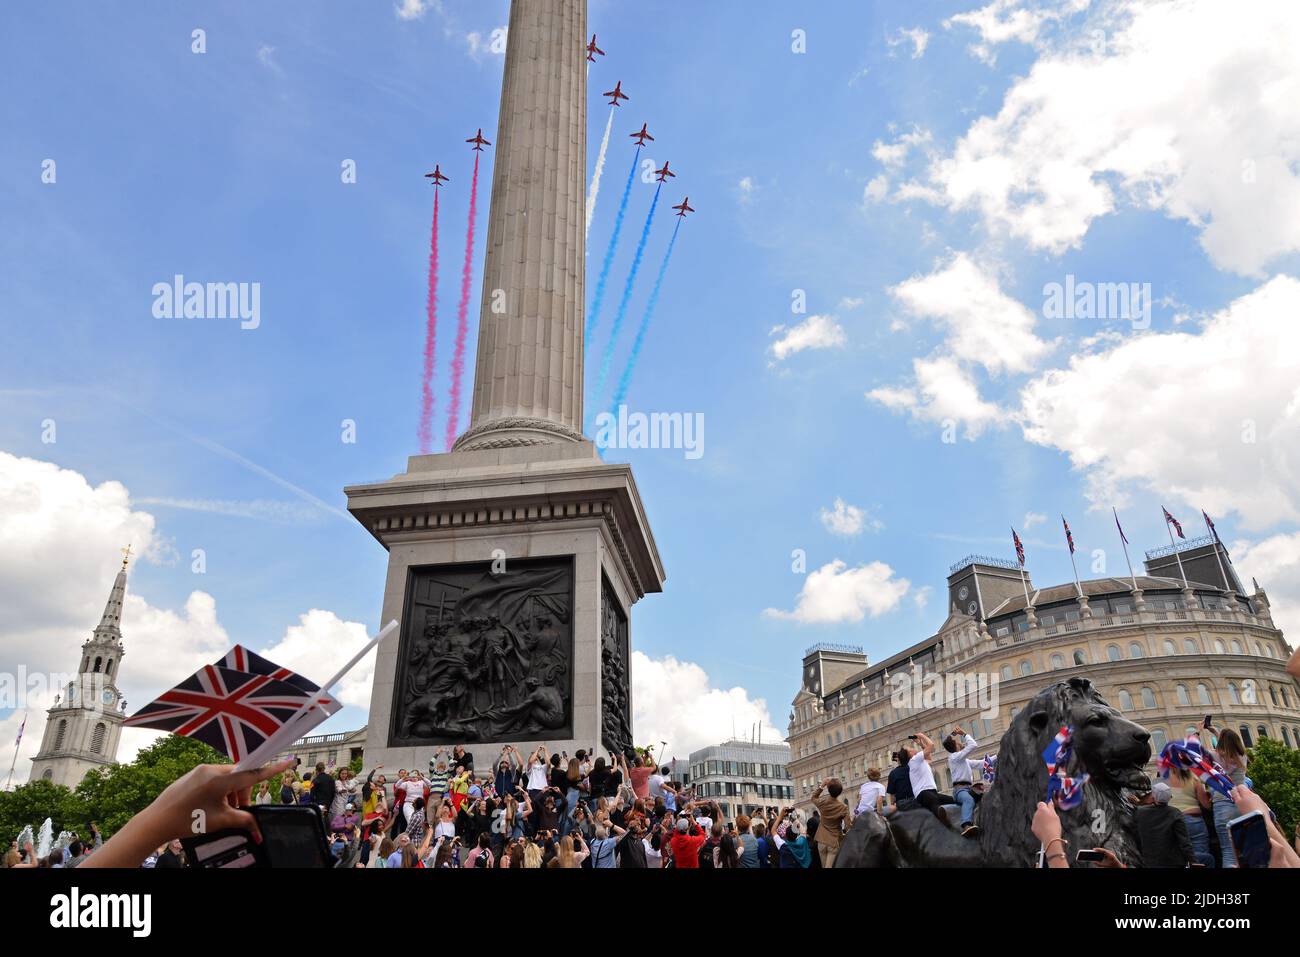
466;128;492;151
653;161;676;183
586;34;604;62
672;197;695;218
630;123;654;147
424;164;450;187
603;81;629;106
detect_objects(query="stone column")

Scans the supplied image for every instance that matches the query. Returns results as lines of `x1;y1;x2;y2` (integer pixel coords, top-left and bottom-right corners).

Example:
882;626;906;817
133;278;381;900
455;0;588;452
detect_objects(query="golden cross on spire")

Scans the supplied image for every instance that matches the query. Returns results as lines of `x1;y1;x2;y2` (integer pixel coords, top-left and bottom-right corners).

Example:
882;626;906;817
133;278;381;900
121;543;133;568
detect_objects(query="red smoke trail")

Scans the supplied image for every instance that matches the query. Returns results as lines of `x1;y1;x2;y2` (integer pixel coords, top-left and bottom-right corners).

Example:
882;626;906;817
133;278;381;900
417;190;441;454
445;152;481;450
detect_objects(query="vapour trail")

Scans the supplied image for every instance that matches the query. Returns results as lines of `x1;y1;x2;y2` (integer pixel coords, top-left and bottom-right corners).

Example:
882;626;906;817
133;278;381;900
585;106;615;242
417;190;441;454
592;182;662;420
611;216;682;411
445;152;481;451
585;146;640;344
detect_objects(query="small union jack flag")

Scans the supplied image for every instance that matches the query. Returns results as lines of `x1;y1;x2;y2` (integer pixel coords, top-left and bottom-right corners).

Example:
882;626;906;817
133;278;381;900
1062;515;1076;555
1163;506;1185;539
125;658;339;763
1202;510;1219;542
1042;725;1073;773
1157;735;1236;800
982;754;997;784
1012;527;1025;567
1042;724;1089;808
219;645;323;695
1113;508;1129;546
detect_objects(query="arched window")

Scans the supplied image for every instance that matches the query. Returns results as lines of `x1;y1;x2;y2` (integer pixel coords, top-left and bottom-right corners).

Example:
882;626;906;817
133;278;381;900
1141;687;1157;709
1283;688;1292;708
1231;639;1243;654
1240;726;1253;747
1118;690;1134;711
1001;665;1013;681
1163;639;1177;655
1128;642;1144;658
1284;727;1293;748
1228;682;1240;704
1257;725;1269;740
1269;686;1279;707
1214;639;1226;654
90;723;107;754
42;769;53;780
1107;645;1122;662
54;719;67;751
1150;728;1167;753
105;658;113;676
1184;638;1199;654
1073;649;1087;666
1197;683;1212;706
93;656;102;673
1254;642;1264;656
1050;653;1065;670
1020;660;1032;676
1176;684;1191;706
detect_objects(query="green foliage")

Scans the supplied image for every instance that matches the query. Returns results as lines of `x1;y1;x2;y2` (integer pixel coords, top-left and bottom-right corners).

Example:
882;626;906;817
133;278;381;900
349;755;363;775
1248;737;1300;837
0;779;78;843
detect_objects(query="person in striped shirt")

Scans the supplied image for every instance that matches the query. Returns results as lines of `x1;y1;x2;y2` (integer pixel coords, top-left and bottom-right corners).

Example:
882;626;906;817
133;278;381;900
427;750;451;804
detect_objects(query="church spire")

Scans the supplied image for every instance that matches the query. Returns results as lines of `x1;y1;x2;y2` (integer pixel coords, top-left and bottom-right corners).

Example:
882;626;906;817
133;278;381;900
89;545;130;648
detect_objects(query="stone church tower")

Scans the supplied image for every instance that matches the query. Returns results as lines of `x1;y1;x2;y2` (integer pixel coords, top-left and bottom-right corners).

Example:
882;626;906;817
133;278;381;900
29;550;130;788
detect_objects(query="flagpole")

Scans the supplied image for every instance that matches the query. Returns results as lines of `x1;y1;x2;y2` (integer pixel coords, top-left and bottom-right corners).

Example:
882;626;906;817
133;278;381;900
234;619;399;771
1203;511;1235;595
1064;516;1084;600
1164;511;1190;590
1114;508;1139;592
4;711;24;791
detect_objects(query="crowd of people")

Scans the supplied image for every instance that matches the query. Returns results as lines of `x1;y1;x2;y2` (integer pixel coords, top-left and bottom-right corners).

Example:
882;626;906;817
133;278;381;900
5;722;1299;869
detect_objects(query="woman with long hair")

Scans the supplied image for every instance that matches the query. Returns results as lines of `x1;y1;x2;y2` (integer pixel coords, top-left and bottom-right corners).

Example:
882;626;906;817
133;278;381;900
522;842;543;868
718;831;741;868
1202;723;1249;867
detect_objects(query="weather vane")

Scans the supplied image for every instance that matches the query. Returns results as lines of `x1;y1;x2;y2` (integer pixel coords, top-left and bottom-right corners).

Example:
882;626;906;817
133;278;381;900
121;543;133;568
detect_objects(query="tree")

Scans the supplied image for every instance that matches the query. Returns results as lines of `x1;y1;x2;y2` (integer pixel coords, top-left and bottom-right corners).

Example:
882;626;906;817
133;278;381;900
70;735;227;836
1247;738;1300;838
0;779;77;845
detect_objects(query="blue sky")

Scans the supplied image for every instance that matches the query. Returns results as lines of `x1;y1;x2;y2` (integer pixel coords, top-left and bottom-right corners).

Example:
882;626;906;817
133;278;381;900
4;0;1300;763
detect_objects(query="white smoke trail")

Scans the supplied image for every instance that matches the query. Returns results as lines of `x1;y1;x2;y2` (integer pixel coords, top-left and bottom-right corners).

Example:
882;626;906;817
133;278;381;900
586;106;614;243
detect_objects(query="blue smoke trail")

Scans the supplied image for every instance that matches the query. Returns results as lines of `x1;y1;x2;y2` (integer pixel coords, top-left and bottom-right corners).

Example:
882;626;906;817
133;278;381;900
611;217;681;412
592;182;662;421
585;146;640;344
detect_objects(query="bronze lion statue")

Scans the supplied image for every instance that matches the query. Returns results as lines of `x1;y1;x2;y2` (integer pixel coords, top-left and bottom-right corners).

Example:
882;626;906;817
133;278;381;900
837;677;1152;867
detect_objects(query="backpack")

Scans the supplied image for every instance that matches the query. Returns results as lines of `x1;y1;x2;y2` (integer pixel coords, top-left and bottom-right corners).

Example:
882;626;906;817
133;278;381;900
698;838;716;869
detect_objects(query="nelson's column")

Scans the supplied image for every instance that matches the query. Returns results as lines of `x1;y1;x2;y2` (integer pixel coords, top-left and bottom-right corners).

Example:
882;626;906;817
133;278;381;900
346;0;665;770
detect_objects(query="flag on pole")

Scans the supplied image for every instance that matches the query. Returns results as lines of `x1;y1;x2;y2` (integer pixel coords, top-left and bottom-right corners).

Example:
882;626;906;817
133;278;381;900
1202;510;1219;542
125;658;340;763
1062;515;1076;555
1114;509;1129;546
14;714;25;748
1163;506;1185;539
1012;527;1025;567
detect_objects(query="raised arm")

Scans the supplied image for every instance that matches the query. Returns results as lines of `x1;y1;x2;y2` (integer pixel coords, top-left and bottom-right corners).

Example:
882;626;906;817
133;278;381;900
915;732;935;760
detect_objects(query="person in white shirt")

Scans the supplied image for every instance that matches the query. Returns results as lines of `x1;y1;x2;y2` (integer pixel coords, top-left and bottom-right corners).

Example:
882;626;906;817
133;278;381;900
525;746;550;801
856;767;887;816
943;727;980;836
905;732;953;822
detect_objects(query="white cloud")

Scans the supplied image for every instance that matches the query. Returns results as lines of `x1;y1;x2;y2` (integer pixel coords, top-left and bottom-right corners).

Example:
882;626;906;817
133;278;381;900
872;127;933;168
631;652;783;760
863;174;889;205
764;559;911;624
889;26;931;59
868;355;1007;438
256;44;281;73
1018;274;1300;530
944;0;1090;65
916;0;1300;276
913;585;934;611
258;610;377;710
889;253;1049;375
820;498;882;537
1023;510;1047;529
1234;532;1300;639
0;451;367;780
768;314;847;362
395;0;433;21
737;176;757;204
